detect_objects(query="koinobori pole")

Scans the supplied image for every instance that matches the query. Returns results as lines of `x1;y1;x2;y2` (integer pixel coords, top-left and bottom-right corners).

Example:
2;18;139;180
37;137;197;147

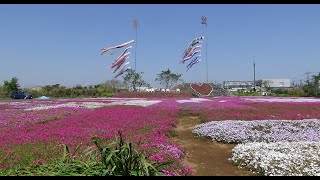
201;16;208;83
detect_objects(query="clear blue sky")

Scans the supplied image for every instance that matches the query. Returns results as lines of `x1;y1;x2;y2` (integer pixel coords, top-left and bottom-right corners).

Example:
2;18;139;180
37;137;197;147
1;4;320;88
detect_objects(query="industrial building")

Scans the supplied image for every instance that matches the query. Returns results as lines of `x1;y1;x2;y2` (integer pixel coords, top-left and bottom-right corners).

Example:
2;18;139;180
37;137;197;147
223;79;291;94
223;81;254;92
257;79;291;89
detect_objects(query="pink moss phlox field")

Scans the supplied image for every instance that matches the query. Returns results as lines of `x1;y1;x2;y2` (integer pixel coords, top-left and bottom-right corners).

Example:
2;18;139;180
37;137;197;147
0;106;172;146
177;97;320;121
0;99;190;175
2;96;320;176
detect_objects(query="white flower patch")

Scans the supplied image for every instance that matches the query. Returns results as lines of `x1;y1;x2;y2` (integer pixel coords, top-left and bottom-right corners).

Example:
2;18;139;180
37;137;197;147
231;142;320;176
176;98;211;103
104;99;161;107
80;97;144;101
80;102;111;108
24;102;81;111
23;99;161;110
1;101;43;110
24;102;109;111
244;97;320;103
192;119;320;143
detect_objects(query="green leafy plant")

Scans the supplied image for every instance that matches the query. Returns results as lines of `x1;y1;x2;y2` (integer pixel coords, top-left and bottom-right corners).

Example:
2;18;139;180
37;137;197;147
91;131;169;176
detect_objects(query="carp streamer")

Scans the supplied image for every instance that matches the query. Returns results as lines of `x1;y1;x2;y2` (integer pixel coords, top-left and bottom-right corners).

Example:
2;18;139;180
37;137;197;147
100;40;134;78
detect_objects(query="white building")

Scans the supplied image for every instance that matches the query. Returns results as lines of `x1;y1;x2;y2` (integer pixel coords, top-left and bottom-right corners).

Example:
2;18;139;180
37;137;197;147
257;79;291;89
223;81;254;92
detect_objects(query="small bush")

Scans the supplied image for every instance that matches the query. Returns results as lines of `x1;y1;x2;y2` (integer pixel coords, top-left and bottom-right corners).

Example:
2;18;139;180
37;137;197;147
101;92;113;97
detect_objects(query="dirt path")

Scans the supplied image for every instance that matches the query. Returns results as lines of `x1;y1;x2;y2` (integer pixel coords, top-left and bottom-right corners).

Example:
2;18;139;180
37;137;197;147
173;113;254;176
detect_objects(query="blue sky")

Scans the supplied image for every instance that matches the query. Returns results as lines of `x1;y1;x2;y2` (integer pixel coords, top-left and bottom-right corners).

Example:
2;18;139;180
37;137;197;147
0;4;320;88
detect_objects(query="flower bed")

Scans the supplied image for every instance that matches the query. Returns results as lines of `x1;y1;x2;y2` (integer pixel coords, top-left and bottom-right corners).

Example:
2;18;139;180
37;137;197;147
192;119;320;143
0;98;191;175
3;96;320;176
231;142;320;176
190;97;320;121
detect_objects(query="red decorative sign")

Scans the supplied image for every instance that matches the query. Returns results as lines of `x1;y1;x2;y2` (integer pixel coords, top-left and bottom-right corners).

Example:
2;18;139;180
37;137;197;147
190;83;213;96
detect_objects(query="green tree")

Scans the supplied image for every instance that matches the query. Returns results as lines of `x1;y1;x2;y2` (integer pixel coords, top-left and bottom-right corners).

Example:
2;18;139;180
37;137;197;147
262;80;272;93
3;77;20;97
155;69;182;89
123;69;149;92
105;79;126;93
0;84;4;98
303;73;320;97
288;87;306;97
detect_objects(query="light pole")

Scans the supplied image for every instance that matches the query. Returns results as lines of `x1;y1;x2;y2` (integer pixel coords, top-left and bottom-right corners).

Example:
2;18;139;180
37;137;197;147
201;16;208;83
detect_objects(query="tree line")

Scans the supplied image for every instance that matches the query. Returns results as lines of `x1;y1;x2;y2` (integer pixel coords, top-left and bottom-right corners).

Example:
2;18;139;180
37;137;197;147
0;69;183;99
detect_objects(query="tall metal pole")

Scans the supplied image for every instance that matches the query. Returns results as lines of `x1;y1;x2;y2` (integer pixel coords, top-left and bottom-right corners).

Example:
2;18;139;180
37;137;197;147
206;21;208;83
253;56;256;92
132;18;138;71
201;16;208;83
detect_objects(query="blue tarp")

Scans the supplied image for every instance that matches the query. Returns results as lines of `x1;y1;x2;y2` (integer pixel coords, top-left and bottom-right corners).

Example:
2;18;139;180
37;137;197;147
37;96;50;99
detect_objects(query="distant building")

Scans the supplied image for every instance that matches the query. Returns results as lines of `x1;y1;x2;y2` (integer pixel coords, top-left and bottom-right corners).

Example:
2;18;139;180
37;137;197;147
223;81;254;92
257;79;291;90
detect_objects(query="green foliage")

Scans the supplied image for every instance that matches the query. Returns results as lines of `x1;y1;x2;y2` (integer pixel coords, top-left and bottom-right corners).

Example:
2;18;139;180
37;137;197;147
0;144;101;176
123;69;149;92
0;142;63;172
104;79;126;93
92;131;168;176
271;88;288;95
155;69;183;89
0;85;5;98
0;76;128;98
269;89;291;97
1;132;168;176
2;77;20;97
288;87;307;97
262;80;272;92
302;73;320;97
101;92;113;97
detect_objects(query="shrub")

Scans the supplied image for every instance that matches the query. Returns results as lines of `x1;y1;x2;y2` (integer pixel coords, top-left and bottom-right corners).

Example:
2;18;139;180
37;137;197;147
101;92;113;97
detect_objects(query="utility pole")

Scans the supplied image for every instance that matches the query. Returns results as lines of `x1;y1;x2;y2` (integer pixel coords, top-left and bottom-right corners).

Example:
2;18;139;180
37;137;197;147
253;56;256;92
305;72;311;84
201;16;208;83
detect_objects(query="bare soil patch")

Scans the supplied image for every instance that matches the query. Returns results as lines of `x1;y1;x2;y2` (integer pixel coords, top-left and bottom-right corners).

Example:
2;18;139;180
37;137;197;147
173;111;255;176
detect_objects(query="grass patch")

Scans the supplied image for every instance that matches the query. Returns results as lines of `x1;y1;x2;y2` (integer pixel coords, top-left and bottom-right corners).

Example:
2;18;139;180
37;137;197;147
0;131;171;176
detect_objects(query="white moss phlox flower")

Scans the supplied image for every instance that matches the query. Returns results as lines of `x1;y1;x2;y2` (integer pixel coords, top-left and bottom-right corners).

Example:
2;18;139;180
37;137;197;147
176;98;210;103
231;141;320;176
105;100;161;107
